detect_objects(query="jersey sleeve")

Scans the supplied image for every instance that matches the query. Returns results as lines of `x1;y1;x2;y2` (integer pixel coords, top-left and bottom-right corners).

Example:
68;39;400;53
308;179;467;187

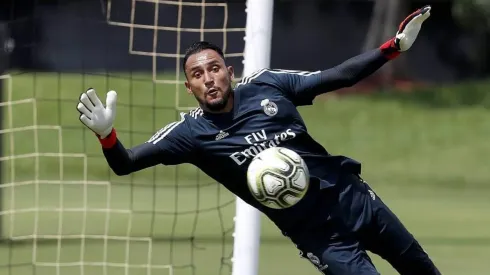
146;112;196;165
257;69;323;106
247;49;389;106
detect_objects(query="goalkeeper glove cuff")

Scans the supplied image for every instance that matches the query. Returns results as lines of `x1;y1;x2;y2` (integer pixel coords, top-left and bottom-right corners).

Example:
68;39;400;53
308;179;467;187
380;39;401;60
97;128;118;149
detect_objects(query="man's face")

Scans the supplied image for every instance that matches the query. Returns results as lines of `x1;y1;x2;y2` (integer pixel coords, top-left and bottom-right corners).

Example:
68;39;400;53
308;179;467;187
184;49;235;112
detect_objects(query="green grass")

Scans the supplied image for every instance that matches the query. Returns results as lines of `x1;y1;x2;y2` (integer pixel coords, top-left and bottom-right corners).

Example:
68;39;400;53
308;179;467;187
1;72;490;275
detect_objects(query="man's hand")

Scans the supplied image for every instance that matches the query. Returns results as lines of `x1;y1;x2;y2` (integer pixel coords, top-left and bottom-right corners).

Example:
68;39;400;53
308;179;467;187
381;5;431;59
77;88;117;139
395;5;431;51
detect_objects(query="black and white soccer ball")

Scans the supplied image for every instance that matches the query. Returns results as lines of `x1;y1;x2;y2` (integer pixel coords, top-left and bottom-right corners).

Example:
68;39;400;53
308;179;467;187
246;147;310;209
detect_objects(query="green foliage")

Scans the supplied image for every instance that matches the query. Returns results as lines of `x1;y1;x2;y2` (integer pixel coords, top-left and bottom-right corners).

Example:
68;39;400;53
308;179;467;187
452;0;490;31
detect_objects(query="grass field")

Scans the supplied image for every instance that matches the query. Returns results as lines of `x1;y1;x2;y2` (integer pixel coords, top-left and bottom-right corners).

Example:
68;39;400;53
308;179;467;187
1;72;490;275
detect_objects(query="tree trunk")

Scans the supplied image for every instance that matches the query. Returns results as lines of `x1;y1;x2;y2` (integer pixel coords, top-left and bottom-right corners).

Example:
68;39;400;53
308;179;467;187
379;0;401;86
362;0;386;52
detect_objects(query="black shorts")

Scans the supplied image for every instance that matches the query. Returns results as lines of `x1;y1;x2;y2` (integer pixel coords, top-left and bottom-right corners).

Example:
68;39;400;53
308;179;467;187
287;174;441;275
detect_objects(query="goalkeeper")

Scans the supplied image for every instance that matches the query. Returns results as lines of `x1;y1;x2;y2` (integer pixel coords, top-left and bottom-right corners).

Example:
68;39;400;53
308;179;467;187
77;6;440;275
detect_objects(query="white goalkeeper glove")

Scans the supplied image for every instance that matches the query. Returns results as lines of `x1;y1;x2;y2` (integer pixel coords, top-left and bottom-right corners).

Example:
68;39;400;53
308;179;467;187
395;5;431;51
380;5;431;59
77;88;117;139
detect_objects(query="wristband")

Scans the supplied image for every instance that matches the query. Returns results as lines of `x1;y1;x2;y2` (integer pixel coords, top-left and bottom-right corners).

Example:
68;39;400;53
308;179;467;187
97;128;117;149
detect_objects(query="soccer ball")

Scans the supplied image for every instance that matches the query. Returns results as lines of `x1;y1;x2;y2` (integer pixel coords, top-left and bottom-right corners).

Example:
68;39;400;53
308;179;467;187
246;147;310;209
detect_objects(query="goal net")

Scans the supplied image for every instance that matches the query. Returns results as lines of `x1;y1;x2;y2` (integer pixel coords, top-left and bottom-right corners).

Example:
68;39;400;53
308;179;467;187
0;0;257;274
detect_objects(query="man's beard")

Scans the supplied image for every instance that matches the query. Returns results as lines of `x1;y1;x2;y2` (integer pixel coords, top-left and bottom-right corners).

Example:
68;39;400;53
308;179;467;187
196;86;232;112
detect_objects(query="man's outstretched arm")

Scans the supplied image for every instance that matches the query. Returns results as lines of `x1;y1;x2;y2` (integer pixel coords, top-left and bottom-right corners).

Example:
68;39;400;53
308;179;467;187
266;5;431;106
96;129;164;176
317;5;431;91
76;88;194;176
315;46;392;92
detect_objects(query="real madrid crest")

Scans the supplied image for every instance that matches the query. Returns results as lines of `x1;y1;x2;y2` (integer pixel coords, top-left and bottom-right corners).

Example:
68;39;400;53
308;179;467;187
260;99;278;117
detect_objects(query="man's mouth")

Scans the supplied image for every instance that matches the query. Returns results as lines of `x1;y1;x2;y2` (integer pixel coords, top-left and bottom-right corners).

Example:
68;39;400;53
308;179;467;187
207;88;218;96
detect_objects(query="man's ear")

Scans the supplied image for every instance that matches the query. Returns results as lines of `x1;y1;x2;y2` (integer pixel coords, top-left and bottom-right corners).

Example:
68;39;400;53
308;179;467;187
227;66;235;81
184;81;193;95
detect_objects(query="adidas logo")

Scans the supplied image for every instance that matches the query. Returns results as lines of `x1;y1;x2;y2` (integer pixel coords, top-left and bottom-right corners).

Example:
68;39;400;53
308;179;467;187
215;130;229;141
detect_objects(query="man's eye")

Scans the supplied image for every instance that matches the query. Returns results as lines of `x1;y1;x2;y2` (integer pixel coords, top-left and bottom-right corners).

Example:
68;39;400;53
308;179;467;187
212;66;219;72
194;72;201;78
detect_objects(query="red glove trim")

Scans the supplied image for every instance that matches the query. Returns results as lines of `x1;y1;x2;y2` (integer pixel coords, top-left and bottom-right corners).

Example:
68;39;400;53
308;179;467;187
97;128;117;149
398;5;430;33
380;38;400;60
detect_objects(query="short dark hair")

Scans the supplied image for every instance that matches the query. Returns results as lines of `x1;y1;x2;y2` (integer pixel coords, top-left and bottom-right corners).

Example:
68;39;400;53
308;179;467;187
182;41;226;72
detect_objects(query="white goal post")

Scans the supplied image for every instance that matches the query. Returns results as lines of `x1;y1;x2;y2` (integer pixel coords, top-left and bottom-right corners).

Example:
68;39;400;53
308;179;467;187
232;1;275;275
0;1;275;274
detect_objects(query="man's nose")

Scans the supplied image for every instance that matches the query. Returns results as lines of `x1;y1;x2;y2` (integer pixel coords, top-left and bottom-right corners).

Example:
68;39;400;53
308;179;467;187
204;72;214;87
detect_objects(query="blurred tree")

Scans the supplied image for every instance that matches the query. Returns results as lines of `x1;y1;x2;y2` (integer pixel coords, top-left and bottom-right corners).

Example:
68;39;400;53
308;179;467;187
451;0;490;78
452;0;490;31
362;0;385;52
362;0;407;87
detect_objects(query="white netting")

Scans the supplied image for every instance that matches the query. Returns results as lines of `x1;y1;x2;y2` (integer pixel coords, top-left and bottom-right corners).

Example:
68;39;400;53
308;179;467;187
106;0;246;110
0;0;247;274
1;73;172;275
